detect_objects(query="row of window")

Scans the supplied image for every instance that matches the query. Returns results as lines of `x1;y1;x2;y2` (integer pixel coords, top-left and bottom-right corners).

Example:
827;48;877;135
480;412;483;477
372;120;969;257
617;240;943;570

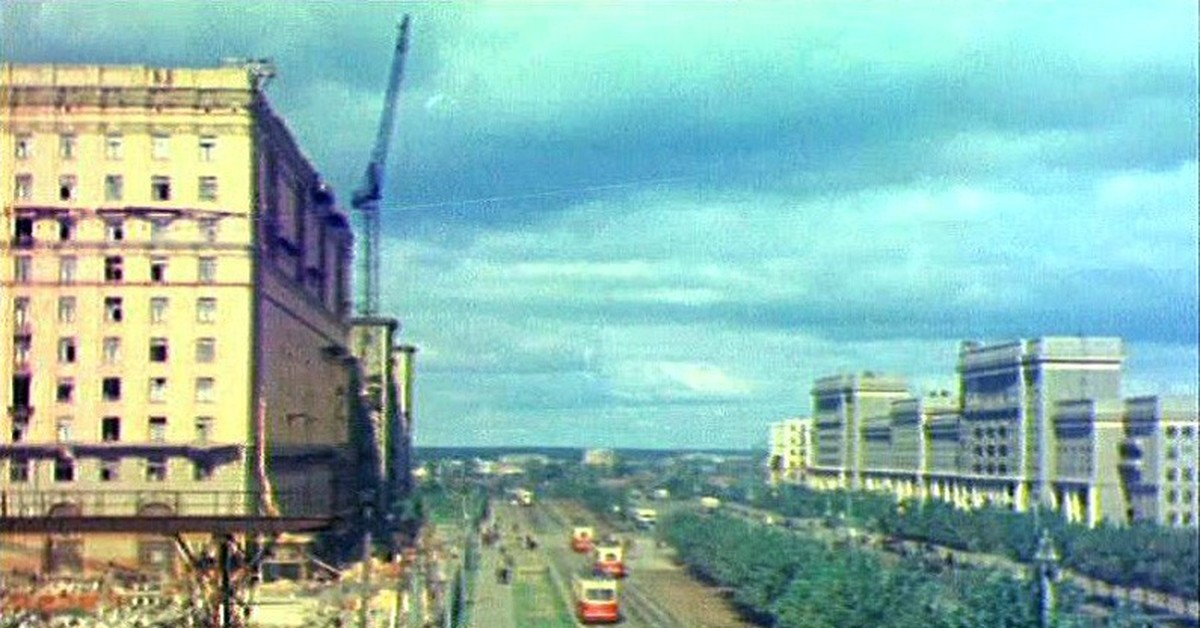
10;375;217;405
11;415;214;445
15;337;218;368
6;456;215;484
11;255;218;285
14;133;218;162
14;174;219;203
13;215;220;244
11;295;217;325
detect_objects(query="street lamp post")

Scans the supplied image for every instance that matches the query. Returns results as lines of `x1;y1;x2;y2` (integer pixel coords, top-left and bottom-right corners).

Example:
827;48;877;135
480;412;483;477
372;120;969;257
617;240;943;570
1033;527;1060;628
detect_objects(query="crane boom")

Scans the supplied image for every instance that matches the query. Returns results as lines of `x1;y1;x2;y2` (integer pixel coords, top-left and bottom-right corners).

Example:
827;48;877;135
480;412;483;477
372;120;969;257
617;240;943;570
353;14;411;316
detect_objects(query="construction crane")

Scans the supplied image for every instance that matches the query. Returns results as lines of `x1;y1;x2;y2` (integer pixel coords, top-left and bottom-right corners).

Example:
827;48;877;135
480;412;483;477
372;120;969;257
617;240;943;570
352;14;411;316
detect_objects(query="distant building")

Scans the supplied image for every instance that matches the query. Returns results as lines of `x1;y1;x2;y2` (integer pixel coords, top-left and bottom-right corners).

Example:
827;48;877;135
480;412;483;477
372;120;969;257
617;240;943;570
957;337;1123;512
1121;395;1199;528
882;391;958;501
1052;398;1127;526
788;337;1199;529
1;63;362;575
808;372;909;491
767;417;811;485
582;448;617;467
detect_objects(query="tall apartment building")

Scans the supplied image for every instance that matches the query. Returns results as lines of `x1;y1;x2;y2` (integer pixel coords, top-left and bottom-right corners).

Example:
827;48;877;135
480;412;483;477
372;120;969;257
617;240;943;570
957;337;1123;512
809;372;909;490
1;63;360;574
1052;398;1127;527
767;417;811;486
1121;395;1199;528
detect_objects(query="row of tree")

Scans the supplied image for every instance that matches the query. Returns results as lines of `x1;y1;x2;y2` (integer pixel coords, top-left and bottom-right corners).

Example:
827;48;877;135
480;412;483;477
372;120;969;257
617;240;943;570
662;512;1150;628
747;485;1199;599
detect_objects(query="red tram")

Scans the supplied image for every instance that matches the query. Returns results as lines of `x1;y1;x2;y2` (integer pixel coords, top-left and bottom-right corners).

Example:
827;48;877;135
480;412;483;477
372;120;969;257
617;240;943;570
571;525;595;553
593;542;626;579
573;576;620;624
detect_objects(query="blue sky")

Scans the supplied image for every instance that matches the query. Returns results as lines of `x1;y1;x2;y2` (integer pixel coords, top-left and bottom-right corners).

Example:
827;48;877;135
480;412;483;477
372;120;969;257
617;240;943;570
5;1;1197;449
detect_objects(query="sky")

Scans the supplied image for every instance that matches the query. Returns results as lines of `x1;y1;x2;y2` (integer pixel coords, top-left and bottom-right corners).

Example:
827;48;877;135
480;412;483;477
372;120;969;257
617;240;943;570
3;1;1197;449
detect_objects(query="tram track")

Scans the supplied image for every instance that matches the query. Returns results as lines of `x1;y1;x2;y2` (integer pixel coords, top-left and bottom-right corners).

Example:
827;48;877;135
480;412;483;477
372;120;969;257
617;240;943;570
536;499;689;628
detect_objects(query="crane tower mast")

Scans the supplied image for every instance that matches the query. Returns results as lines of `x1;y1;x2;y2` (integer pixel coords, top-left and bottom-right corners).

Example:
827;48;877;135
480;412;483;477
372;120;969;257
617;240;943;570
352;14;411;316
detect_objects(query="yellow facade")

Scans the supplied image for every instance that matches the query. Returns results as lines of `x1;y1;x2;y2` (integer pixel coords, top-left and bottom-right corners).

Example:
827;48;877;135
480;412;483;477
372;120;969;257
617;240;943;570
1;63;358;574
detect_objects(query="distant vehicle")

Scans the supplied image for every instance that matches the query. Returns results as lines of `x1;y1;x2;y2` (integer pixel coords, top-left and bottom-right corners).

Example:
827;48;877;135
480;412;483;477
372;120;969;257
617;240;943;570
632;507;658;529
593;542;626;579
511;488;534;506
699;496;721;512
653;488;671;500
574;575;620;624
572;526;596;553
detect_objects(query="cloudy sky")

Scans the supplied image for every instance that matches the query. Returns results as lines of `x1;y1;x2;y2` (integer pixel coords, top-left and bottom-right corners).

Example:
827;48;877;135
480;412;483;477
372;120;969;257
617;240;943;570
4;1;1197;449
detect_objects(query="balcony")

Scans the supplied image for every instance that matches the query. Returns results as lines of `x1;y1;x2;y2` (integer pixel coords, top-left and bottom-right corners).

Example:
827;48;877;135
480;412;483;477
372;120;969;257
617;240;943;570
7;405;34;421
13;354;32;373
10;235;35;249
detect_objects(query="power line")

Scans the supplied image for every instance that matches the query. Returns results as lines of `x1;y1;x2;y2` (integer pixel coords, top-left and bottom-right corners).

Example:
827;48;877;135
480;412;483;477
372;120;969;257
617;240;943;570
383;174;697;213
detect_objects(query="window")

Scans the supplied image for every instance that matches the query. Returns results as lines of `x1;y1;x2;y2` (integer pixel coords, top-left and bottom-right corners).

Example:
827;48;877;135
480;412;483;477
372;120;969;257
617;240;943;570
150;219;169;242
56;378;75;404
199;136;217;161
195;417;213;444
58;297;76;323
14;297;31;325
14;255;31;283
199;218;219;242
101;417;121;443
151;176;172;201
104;297;124;323
198;257;217;283
9;459;30;483
1167;426;1178;438
104;174;123;201
58;337;77;364
54;459;75;483
56;417;73;442
99;460;120;482
11;420;29;443
194;461;215;481
58;175;77;201
195;378;215;403
102;337;121;364
152;133;170;159
59;256;77;284
106;220;125;241
150;297;168;324
15;174;33;200
150;257;168;283
1167;468;1178;482
102;377;122;401
59;134;76;159
146;457;167;482
104;256;124;282
58;218;74;241
196;338;216;363
149;377;168;403
149;417;167;442
197;298;216;323
14;216;34;244
15;134;32;159
199;176;218;201
149;338;169;363
104;134;123;159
